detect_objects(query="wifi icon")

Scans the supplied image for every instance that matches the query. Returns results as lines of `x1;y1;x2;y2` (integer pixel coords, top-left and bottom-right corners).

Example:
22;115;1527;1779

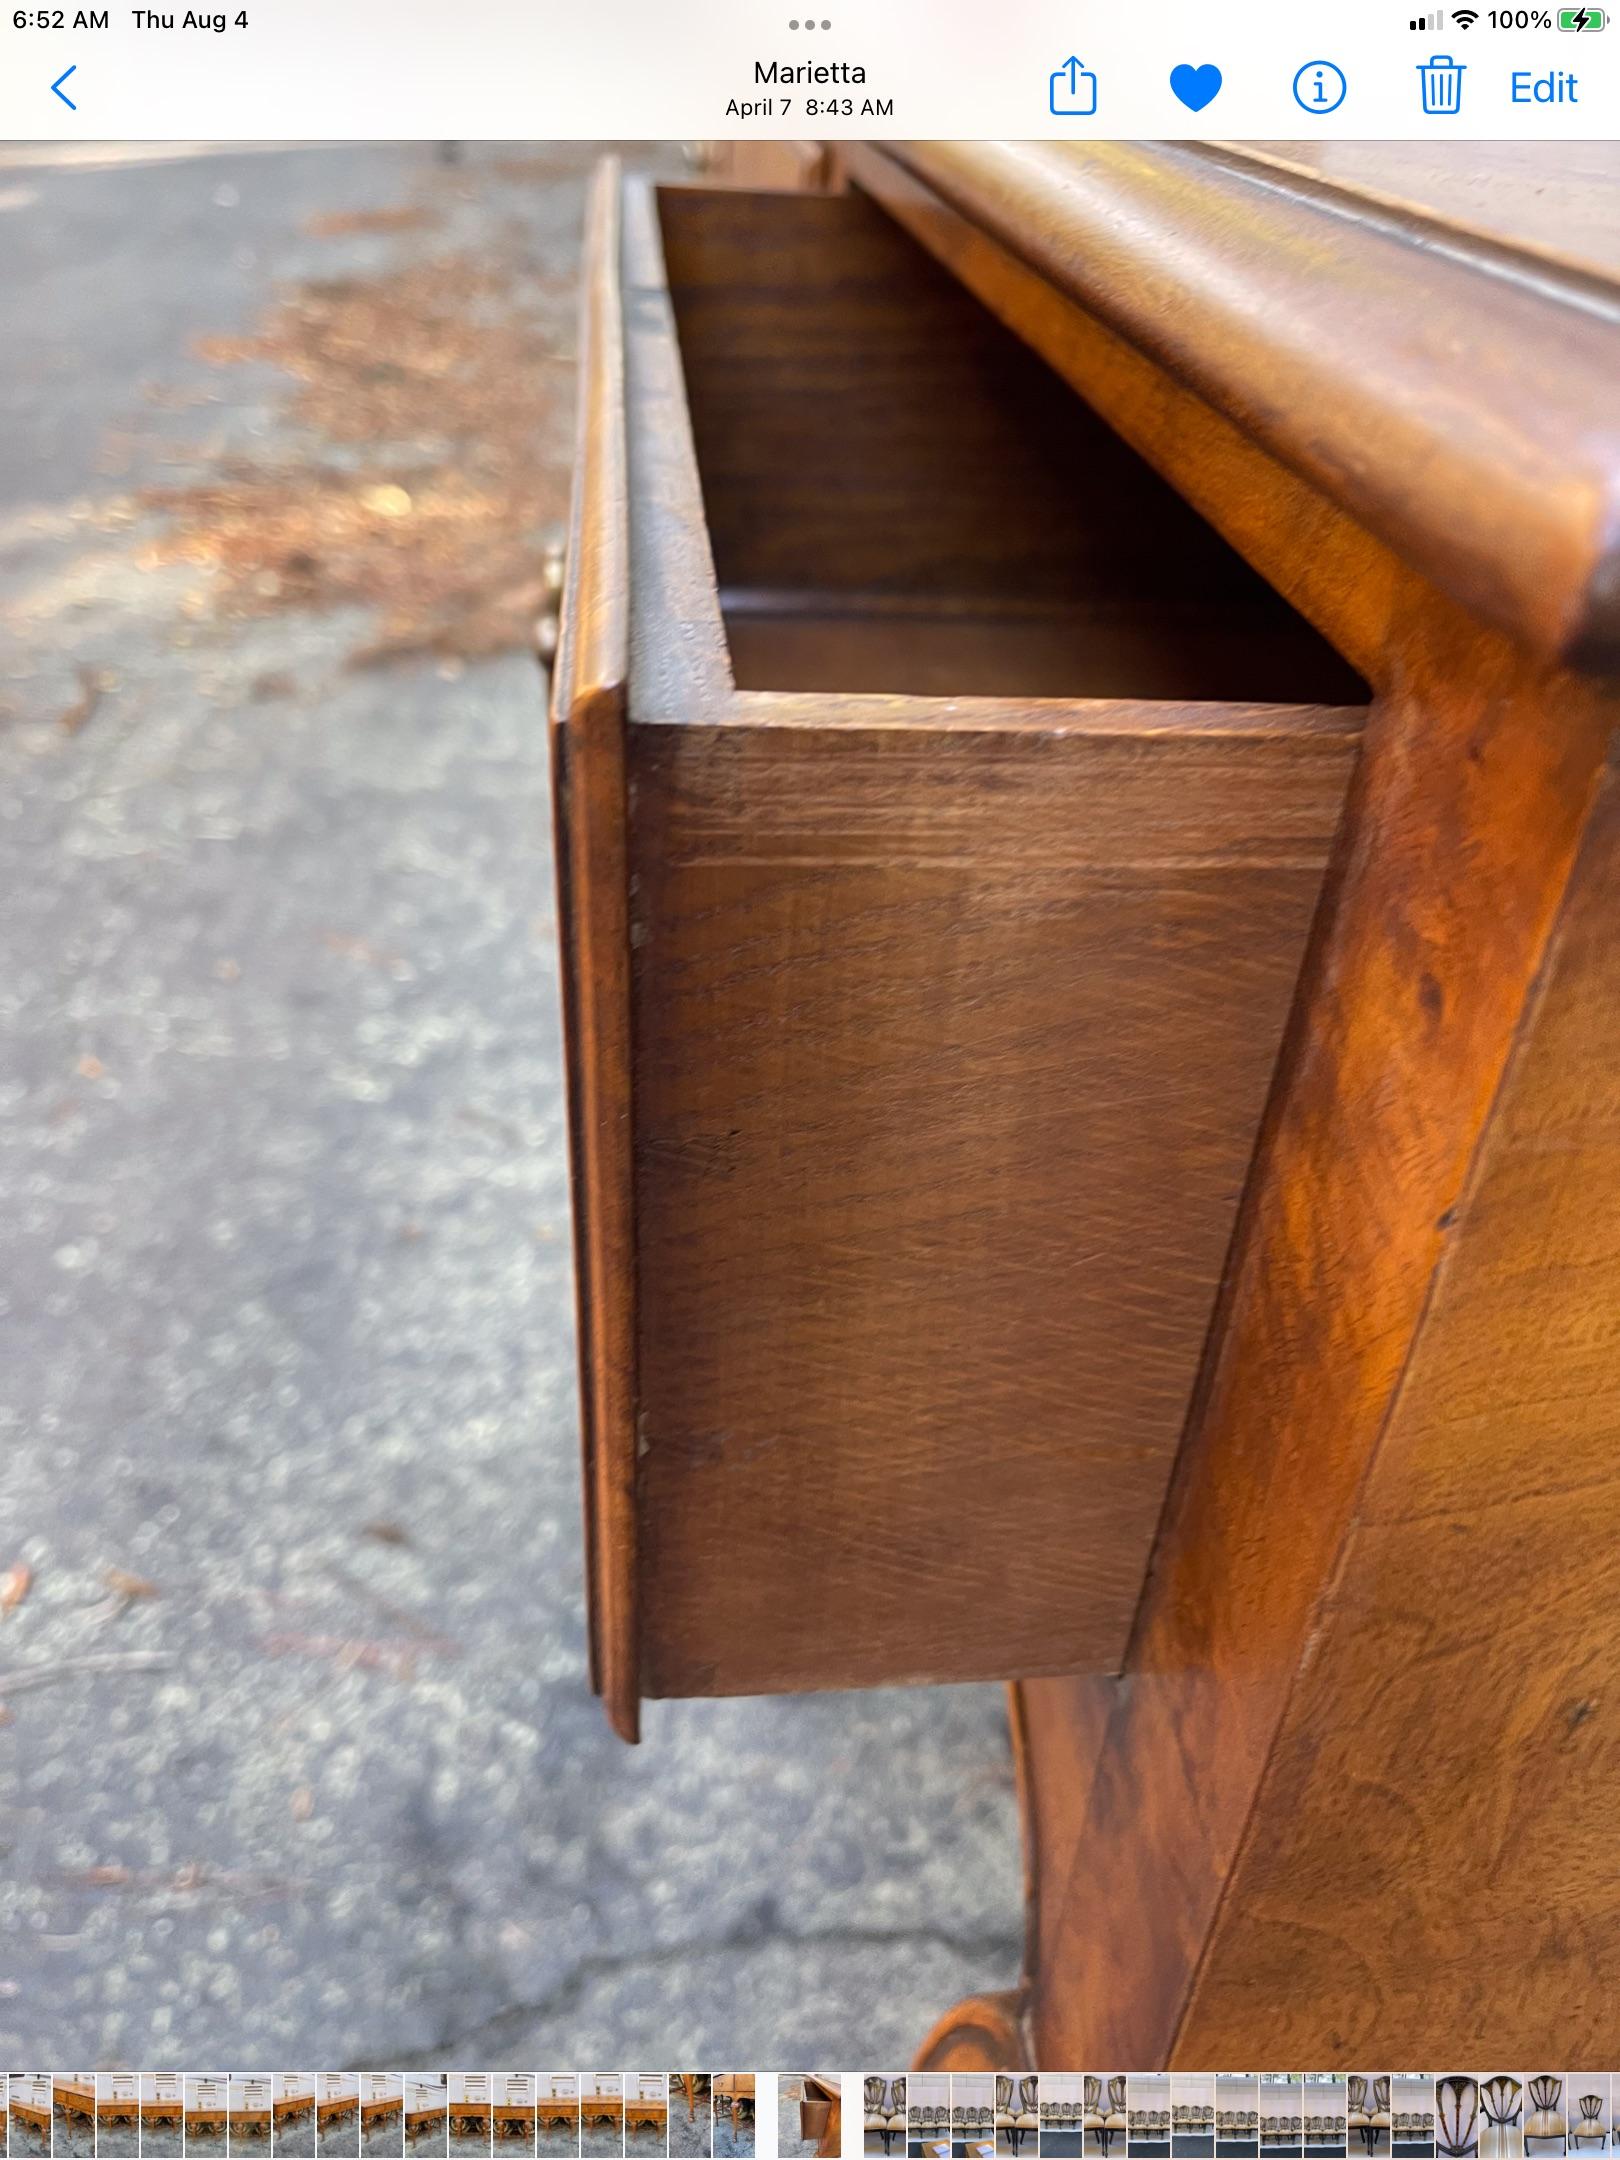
1454;6;1480;20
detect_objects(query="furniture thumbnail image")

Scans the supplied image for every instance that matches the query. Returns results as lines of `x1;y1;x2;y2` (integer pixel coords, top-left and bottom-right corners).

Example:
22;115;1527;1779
143;2076;186;2158
579;2080;622;2159
1526;2083;1568;2156
1173;2078;1215;2157
911;2075;952;2158
996;2079;1039;2157
276;2080;317;2125
53;2078;97;2160
1259;2084;1303;2158
1132;2078;1172;2157
1391;2080;1434;2159
865;2079;907;2156
1350;2085;1392;2157
1216;2078;1259;2158
233;2081;274;2145
1043;2076;1087;2155
320;2079;362;2158
1087;2081;1130;2158
1479;2080;1523;2160
538;2079;581;2158
1431;2085;1473;2160
492;2080;536;2153
275;2077;318;2160
713;2078;753;2160
448;2078;494;2152
187;2077;232;2158
955;2078;995;2159
625;2078;667;2143
98;2075;143;2160
782;2075;841;2158
1568;2082;1609;2154
362;2078;404;2157
11;2076;53;2156
1302;2080;1347;2155
403;2081;446;2156
1437;2082;1480;2160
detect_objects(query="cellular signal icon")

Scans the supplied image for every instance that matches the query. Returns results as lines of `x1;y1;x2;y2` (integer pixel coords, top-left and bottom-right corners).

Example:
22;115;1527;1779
1409;8;1445;24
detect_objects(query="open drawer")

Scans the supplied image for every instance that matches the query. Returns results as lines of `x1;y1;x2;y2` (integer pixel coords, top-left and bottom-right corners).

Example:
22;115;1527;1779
550;166;1369;1738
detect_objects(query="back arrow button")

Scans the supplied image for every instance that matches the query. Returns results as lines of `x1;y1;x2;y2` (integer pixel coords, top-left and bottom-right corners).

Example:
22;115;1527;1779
52;65;77;108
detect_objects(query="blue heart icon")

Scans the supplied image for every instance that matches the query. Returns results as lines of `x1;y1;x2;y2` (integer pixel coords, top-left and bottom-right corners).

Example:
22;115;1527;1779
1170;62;1223;111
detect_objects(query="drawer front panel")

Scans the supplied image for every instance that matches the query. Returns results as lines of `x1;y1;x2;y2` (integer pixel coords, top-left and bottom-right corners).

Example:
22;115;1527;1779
630;716;1356;1697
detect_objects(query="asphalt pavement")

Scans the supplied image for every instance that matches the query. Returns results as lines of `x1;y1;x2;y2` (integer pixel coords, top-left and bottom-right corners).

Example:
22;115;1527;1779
0;140;1021;2067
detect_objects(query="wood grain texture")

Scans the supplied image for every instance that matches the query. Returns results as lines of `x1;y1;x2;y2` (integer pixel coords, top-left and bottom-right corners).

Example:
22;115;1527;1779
550;159;640;1741
657;186;1365;709
880;142;1620;669
559;150;1620;2064
1027;613;1612;2065
590;171;1371;1701
821;142;1620;2060
913;1995;1030;2073
1243;140;1620;284
835;144;1414;696
630;712;1358;1697
692;140;833;193
1174;689;1620;2059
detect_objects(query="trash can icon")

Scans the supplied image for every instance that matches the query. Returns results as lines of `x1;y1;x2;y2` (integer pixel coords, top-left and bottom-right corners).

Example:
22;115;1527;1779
1417;53;1466;113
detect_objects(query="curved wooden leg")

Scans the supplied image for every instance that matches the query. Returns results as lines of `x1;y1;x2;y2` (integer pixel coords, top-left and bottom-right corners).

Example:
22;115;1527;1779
911;1989;1030;2070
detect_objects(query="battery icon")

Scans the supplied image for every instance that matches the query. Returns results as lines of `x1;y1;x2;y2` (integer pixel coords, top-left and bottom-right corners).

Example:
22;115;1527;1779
1559;5;1607;22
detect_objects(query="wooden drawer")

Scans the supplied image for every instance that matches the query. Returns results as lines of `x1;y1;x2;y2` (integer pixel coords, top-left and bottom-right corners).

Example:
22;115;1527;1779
550;166;1368;1737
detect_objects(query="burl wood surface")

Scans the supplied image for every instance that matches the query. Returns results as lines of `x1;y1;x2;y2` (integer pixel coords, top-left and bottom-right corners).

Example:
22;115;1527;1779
842;143;1620;2063
617;181;1364;1699
1176;678;1620;2055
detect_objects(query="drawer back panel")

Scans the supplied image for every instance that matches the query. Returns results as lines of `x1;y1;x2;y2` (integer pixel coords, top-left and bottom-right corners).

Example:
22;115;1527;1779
657;187;1368;706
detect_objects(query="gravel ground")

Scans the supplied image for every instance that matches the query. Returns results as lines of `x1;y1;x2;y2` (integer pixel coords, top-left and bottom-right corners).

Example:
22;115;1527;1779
0;137;1021;2070
668;2095;710;2160
712;2111;752;2160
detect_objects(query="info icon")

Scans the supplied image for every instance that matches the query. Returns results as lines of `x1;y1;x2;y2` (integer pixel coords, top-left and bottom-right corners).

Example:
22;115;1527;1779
1293;58;1348;112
